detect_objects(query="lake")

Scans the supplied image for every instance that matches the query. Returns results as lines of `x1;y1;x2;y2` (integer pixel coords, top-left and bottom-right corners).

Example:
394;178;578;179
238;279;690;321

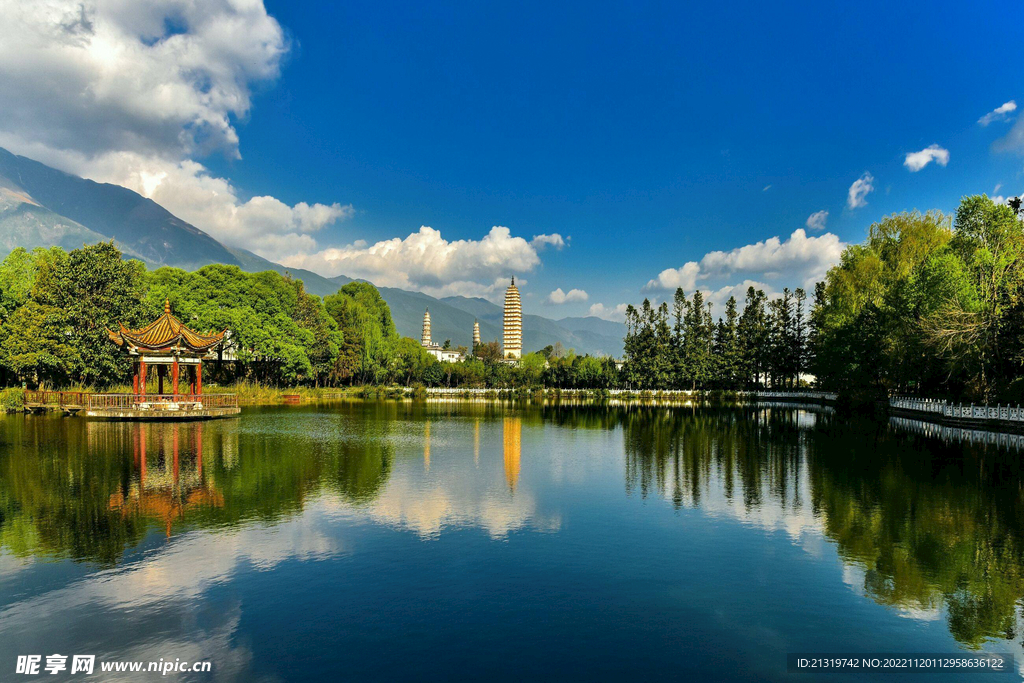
0;401;1021;681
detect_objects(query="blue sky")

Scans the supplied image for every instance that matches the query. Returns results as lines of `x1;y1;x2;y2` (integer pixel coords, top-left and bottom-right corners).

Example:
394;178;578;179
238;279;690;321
2;0;1023;320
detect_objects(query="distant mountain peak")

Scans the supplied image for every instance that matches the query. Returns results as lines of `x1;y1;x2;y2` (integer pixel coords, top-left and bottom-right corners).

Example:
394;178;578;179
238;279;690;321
0;146;625;357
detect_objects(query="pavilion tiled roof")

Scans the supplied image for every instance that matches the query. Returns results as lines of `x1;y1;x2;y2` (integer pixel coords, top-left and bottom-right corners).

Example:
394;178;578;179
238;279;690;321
107;300;225;353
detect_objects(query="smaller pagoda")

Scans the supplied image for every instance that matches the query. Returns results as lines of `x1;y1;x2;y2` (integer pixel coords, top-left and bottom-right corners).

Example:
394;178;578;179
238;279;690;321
90;301;238;419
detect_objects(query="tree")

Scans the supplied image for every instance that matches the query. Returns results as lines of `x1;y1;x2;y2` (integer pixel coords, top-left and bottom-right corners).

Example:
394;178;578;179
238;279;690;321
0;301;82;386
713;296;741;388
474;341;503;363
325;282;399;384
32;242;147;386
738;287;767;388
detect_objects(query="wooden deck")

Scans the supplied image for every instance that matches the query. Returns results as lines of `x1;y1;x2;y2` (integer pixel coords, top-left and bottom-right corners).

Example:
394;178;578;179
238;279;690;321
24;391;239;420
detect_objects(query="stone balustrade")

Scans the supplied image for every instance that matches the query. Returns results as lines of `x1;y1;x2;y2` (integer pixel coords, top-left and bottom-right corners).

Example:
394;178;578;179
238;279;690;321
890;396;1024;424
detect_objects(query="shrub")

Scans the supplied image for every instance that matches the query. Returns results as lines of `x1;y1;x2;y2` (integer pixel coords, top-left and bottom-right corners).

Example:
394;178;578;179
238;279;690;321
0;387;25;412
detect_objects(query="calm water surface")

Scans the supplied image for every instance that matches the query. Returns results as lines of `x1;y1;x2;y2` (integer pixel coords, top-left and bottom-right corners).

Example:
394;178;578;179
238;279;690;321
1;401;1022;681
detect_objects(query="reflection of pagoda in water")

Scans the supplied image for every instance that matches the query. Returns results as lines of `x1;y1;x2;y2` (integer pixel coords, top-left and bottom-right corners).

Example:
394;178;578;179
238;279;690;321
423;421;431;472
503;417;521;491
107;423;225;537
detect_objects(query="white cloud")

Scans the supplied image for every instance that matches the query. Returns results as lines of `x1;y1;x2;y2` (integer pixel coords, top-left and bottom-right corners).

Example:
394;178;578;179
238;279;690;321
588;303;628;322
847;172;874;209
547;287;588;304
0;0;352;259
281;225;561;298
0;1;285;159
805;210;828;231
645;228;845;297
762;185;772;192
646;261;701;292
700;280;779;311
530;234;566;250
978;100;1017;126
903;144;949;172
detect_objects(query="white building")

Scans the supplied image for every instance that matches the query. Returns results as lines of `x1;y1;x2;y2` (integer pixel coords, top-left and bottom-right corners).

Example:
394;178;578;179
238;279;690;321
420;308;465;362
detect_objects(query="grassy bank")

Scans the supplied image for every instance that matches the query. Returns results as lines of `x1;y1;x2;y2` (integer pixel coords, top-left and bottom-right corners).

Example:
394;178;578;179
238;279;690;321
1;383;836;412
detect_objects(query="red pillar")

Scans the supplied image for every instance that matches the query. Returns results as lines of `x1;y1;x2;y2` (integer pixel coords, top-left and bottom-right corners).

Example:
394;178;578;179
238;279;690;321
133;361;139;395
196;362;202;395
140;424;147;485
172;358;179;396
195;422;203;477
139;359;147;397
172;427;179;484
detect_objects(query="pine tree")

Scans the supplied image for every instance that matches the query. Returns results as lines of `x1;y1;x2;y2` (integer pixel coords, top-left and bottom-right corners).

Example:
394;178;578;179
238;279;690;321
793;288;807;386
738;287;767;388
671;288;689;389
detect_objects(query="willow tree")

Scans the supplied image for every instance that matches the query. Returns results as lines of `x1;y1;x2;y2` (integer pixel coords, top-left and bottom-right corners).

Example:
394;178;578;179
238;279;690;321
324;282;399;384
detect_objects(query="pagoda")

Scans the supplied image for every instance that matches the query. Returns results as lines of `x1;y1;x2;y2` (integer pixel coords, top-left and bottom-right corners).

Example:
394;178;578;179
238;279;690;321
93;301;238;419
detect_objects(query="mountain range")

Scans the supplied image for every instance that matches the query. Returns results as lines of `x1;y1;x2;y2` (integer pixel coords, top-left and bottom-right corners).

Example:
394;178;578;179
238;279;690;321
0;147;625;356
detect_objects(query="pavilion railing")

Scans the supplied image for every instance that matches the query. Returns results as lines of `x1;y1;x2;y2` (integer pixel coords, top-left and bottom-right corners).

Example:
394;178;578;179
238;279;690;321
87;394;238;411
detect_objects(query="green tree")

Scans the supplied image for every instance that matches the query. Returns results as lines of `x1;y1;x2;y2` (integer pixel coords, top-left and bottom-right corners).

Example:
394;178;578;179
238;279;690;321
324;282;399;384
31;242;147;386
0;301;82;386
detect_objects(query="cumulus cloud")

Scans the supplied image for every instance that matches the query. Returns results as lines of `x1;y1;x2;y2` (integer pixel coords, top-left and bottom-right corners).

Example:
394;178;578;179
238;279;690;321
646;261;701;292
645;228;845;294
531;234;566;250
588;303;628;322
0;0;350;258
847;172;874;209
281;225;561;298
978;101;1017;126
547;287;588;304
805;210;828;231
903;144;949;172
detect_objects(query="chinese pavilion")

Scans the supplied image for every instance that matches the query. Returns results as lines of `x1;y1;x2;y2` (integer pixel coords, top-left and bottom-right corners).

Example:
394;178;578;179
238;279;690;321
108;300;225;397
94;301;238;419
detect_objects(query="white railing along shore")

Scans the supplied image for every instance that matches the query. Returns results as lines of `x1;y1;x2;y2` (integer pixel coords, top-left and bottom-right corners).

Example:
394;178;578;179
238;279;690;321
889;396;1024;424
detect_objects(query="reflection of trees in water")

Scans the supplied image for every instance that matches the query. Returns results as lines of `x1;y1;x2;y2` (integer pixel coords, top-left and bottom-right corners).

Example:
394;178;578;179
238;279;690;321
622;407;806;513
808;424;1024;649
0;407;394;565
5;402;1024;649
619;406;1024;649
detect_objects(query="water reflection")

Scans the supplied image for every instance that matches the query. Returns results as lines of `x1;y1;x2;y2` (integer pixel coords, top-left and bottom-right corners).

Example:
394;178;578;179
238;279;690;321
503;417;521;492
619;406;1024;650
1;402;1023;656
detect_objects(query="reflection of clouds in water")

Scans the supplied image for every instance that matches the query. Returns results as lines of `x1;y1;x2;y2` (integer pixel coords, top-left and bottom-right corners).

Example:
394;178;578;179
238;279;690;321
83;605;272;683
361;472;561;540
323;416;561;539
0;503;342;679
0;550;34;580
